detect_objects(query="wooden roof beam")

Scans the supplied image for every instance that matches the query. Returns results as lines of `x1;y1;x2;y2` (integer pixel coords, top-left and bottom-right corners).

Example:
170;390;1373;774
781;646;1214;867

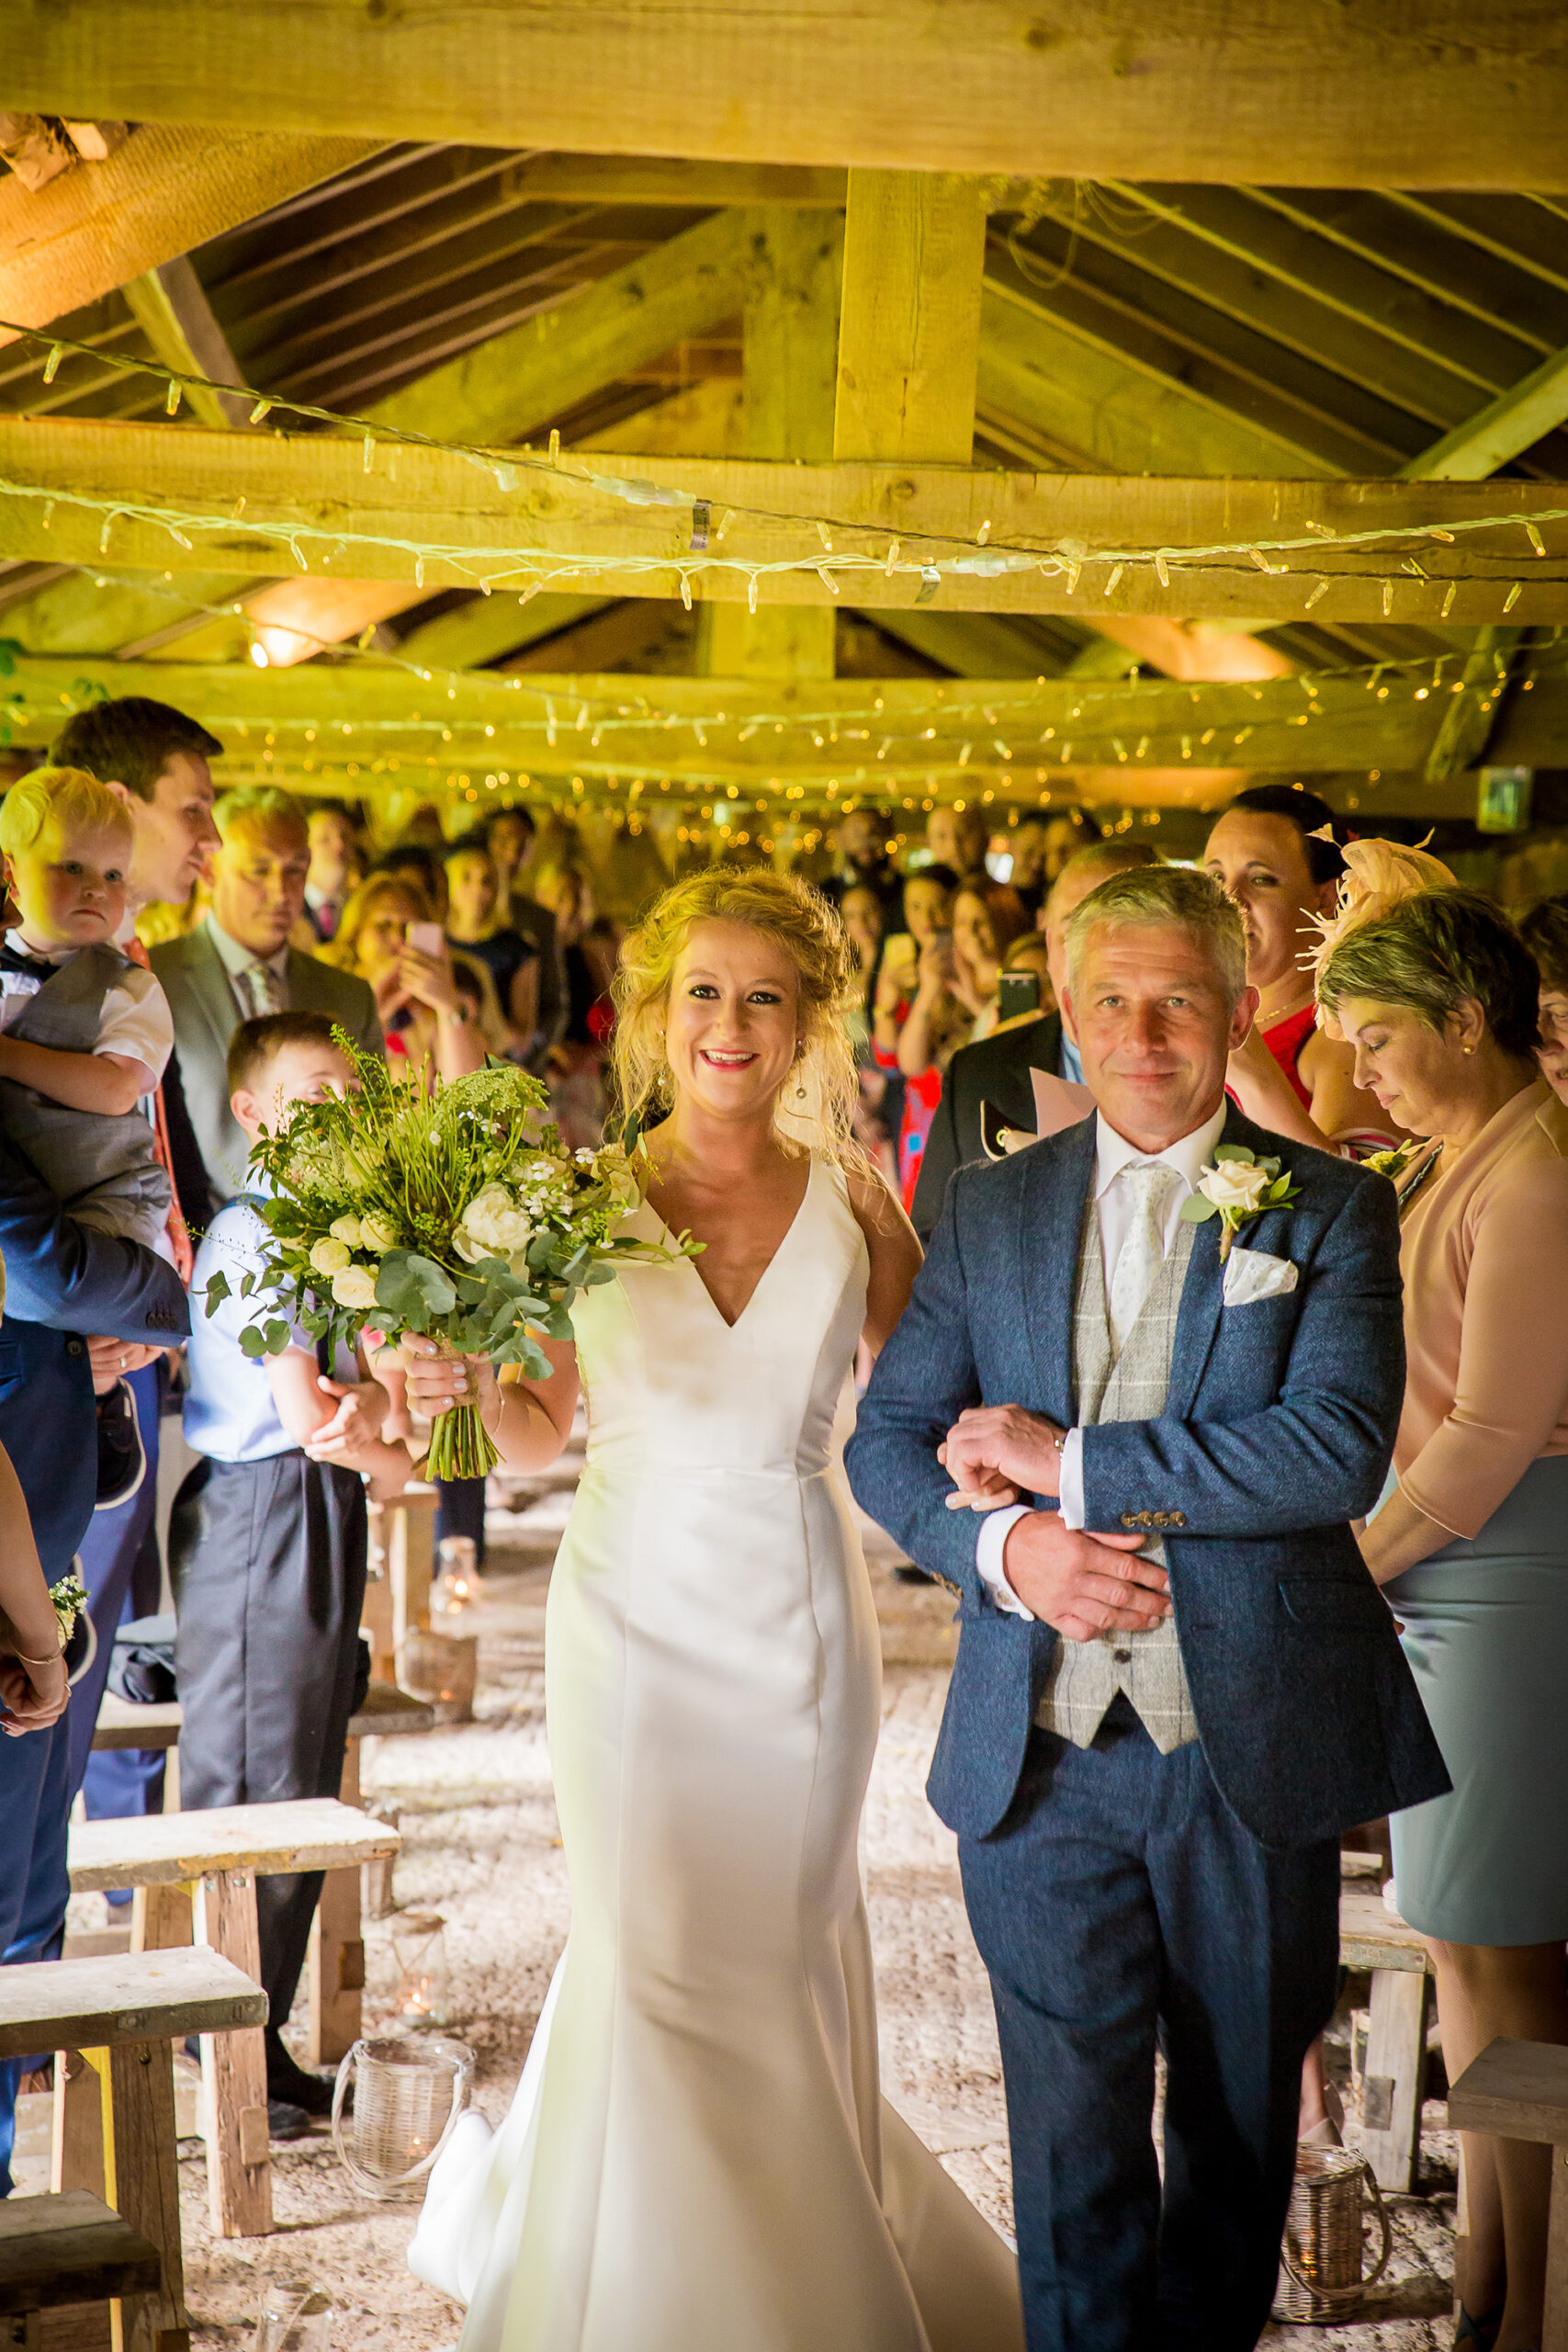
0;123;380;347
7;420;1568;625
10;2;1568;188
1402;345;1568;480
8;650;1563;786
121;255;255;429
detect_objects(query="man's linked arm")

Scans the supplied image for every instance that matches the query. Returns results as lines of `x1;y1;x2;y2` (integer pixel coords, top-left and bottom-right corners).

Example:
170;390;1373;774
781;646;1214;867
0;1133;190;1342
1078;1170;1404;1537
845;1180;999;1607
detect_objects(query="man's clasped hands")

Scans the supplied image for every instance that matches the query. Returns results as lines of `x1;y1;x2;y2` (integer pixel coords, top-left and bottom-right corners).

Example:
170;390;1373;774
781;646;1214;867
939;1404;1169;1645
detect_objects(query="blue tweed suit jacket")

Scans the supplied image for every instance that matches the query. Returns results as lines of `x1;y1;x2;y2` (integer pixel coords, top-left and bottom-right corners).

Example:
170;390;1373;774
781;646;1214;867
845;1107;1451;1849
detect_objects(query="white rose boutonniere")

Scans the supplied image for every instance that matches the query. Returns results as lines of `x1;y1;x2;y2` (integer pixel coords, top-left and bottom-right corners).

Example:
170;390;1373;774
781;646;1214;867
1180;1145;1301;1262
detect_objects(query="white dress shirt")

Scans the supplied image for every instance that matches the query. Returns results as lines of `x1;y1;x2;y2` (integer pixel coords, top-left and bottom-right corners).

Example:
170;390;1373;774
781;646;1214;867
207;914;291;1015
975;1102;1227;1616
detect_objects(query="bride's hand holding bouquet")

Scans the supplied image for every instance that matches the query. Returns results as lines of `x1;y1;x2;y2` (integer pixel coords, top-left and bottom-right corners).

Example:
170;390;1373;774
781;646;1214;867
200;1044;691;1481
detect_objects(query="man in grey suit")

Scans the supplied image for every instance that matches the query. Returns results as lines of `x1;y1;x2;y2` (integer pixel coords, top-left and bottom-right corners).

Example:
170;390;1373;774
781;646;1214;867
848;866;1449;2352
152;786;381;1202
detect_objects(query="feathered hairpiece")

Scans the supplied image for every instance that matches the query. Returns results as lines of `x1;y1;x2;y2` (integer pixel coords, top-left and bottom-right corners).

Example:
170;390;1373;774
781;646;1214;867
1305;831;1458;1037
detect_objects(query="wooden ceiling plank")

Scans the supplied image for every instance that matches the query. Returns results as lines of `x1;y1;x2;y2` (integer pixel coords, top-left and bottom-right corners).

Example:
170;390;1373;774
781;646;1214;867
9;3;1568;188
1017;188;1510;425
396;592;615;670
490;156;848;209
1401;345;1568;481
121;256;255;429
863;610;1070;677
0;123;381;347
988;235;1423;472
1251;189;1568;357
8;420;1568;625
1381;193;1568;297
358;207;751;447
977;285;1334;478
209;147;536;300
1099;184;1551;379
834;171;985;463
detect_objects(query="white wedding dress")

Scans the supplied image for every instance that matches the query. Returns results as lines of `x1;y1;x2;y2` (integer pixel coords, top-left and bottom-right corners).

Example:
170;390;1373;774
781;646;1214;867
409;1153;1022;2352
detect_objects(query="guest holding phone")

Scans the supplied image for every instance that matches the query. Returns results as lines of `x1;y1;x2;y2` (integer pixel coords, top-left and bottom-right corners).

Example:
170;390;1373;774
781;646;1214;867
320;876;486;1085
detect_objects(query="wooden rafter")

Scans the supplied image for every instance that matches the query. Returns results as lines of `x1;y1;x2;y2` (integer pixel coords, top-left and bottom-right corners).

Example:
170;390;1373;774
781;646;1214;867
1402;345;1568;481
121;257;254;430
0;124;379;346
4;420;1565;626
6;650;1563;797
7;2;1568;188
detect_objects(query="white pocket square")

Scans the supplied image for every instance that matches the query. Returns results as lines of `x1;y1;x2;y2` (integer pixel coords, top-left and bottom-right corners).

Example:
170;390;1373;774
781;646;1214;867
1222;1246;1299;1306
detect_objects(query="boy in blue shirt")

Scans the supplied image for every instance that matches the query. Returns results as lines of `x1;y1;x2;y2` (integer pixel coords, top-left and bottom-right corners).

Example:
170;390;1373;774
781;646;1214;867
174;1010;410;2135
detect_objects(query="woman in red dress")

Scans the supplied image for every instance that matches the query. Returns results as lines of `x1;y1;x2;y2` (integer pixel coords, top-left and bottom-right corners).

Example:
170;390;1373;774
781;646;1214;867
1204;785;1397;1156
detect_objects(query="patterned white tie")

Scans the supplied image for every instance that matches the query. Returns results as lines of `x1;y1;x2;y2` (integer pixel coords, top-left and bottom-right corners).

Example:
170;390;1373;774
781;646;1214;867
1108;1162;1178;1354
243;960;286;1019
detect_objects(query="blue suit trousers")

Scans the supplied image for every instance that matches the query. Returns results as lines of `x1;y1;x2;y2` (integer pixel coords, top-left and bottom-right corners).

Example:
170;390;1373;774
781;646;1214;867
958;1699;1340;2352
0;1717;71;2195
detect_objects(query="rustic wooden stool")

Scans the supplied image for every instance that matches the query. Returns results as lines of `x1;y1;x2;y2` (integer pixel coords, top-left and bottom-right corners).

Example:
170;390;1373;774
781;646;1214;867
0;1948;264;2352
68;1801;399;2240
0;2189;161;2352
1338;1883;1435;2192
1449;2038;1568;2352
88;1685;435;2069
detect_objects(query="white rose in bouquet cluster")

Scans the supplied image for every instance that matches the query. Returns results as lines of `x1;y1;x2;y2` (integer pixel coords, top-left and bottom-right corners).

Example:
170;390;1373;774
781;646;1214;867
310;1236;352;1276
330;1264;380;1310
359;1213;400;1253
453;1181;534;1265
329;1215;363;1248
1200;1159;1272;1215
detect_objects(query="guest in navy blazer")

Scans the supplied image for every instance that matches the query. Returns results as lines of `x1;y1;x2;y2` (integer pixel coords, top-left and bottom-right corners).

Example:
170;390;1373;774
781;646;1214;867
849;865;1448;2352
0;1129;187;2195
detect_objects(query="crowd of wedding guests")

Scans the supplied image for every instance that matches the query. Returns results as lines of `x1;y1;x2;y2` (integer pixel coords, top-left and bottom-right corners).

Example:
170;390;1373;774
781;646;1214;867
0;686;1566;2347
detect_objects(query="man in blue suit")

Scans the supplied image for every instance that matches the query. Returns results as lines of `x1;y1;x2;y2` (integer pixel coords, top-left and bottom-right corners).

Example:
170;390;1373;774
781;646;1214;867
847;865;1449;2352
0;1132;187;2193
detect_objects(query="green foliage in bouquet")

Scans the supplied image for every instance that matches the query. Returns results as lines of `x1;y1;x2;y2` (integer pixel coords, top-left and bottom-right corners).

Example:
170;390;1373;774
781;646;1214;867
200;1039;686;1480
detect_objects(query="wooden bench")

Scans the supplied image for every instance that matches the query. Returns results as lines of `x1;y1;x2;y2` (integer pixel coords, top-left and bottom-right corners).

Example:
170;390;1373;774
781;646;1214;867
0;1949;264;2352
1339;1883;1434;2192
0;2190;161;2352
68;1801;399;2241
1449;2039;1568;2352
362;1485;438;1687
87;1682;435;2067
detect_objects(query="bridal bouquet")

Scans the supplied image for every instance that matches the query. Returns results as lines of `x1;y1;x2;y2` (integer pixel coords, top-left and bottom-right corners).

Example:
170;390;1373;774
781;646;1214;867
201;1045;684;1479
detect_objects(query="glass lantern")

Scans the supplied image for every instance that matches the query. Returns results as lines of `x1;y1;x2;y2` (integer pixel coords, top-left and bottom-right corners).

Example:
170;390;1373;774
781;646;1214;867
391;1911;451;2029
253;2280;332;2352
433;1535;478;1621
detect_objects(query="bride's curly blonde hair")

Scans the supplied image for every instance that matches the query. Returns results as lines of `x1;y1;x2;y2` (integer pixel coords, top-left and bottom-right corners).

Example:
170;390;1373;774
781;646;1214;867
610;866;861;1162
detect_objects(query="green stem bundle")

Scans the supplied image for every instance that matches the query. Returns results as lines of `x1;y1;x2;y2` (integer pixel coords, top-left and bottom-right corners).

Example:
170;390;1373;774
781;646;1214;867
425;1403;501;1484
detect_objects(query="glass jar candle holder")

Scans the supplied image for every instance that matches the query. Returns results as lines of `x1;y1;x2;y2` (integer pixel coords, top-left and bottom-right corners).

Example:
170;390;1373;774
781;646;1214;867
253;2280;332;2352
391;1910;451;2029
434;1535;478;1621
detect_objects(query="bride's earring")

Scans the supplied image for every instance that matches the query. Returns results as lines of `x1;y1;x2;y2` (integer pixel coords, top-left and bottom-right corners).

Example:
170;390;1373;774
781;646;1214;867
795;1043;807;1102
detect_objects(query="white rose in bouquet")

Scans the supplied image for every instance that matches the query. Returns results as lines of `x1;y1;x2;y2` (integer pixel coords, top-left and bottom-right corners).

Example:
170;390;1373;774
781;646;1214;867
329;1215;363;1248
310;1236;352;1276
453;1182;534;1265
330;1264;380;1311
1199;1159;1272;1215
358;1212;400;1253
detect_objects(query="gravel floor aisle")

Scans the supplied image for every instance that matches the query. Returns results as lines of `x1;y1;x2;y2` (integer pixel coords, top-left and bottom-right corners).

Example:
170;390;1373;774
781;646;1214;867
141;1472;1460;2350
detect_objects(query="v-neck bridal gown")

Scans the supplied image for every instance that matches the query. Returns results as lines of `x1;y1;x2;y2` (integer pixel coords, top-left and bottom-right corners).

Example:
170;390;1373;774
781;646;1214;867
409;1153;1022;2352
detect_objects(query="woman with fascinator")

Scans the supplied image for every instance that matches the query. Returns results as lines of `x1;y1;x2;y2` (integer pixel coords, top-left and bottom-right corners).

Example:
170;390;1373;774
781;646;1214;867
1319;871;1568;2352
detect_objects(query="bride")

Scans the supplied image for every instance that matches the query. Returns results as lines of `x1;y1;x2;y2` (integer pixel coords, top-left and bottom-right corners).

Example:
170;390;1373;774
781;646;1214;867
400;868;1022;2352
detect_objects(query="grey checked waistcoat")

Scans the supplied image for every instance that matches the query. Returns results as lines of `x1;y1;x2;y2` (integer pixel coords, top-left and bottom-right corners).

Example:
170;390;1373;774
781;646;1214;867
0;944;171;1249
1035;1193;1201;1753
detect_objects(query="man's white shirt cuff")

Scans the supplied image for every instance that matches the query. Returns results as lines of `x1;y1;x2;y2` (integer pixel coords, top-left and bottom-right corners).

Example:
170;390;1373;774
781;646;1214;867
1058;1428;1086;1530
975;1504;1032;1617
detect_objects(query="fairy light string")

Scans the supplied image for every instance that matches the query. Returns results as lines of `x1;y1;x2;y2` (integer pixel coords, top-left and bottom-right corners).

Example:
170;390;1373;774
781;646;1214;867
3;320;1566;606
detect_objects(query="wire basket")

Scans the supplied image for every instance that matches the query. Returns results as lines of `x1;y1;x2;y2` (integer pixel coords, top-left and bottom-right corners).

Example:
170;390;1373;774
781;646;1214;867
1272;2144;1391;2323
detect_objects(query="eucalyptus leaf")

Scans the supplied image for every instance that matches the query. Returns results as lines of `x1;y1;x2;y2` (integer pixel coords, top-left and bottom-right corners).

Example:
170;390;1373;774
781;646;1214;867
1179;1194;1220;1222
201;1271;231;1317
1212;1146;1255;1165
